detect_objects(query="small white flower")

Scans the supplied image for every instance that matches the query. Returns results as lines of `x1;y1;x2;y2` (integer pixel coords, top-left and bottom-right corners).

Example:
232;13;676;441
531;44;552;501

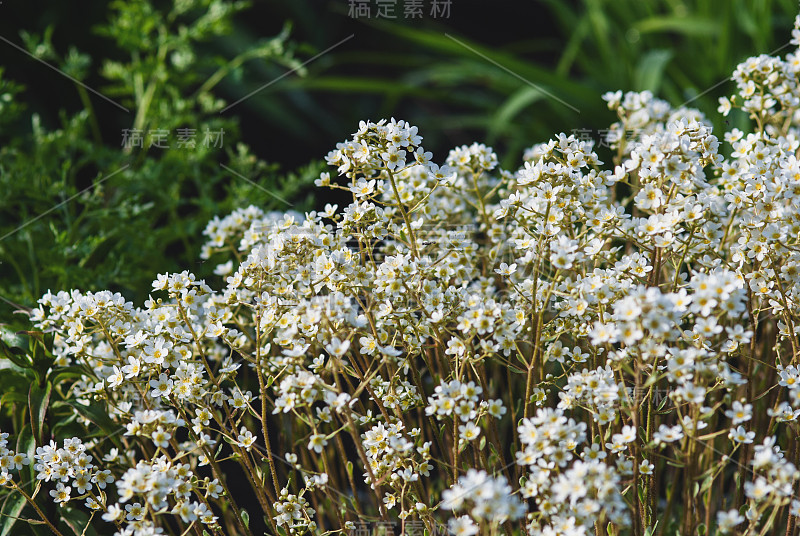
653;424;683;444
725;400;752;425
236;428;257;451
106;366;124;388
458;422;481;442
639;459;654;475
494;262;517;276
351;178;376;198
717;509;744;533
728;426;755;444
49;482;71;505
151;427;172;449
487;399;506;418
448;515;479;536
325;337;350;357
308;433;327;454
125;502;145;521
102;503;123;522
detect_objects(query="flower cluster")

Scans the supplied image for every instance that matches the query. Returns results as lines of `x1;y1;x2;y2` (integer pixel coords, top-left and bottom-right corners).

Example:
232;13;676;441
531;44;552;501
6;13;800;536
33;437;111;506
0;432;29;487
441;469;525;524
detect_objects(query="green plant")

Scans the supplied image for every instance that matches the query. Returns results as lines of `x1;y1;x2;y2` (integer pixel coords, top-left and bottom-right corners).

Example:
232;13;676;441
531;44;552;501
0;0;316;326
288;0;797;166
3;15;800;531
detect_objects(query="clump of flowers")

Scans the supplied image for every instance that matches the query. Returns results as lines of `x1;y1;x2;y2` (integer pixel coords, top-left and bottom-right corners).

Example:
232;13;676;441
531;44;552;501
4;13;800;536
0;432;30;487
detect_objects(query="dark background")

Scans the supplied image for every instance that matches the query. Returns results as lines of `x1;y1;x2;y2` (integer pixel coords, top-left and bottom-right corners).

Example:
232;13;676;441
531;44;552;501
4;0;797;175
0;0;578;169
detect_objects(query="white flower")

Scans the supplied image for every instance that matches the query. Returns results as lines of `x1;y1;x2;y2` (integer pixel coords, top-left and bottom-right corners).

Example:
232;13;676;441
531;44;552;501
149;428;171;449
589;321;619;345
10;452;29;470
718;96;732;116
487;399;506;418
149;373;173;398
653;424;683;444
351;178;376;198
728;426;755;444
173;501;198;523
725;400;752;425
618;425;636;443
236;428;257;451
125;502;145;521
459;422;481;441
107;366;124;388
49;482;71;505
744;477;772;501
448;515;479;536
73;471;92;494
308;434;327;454
102;503;123;522
639;459;654;475
717;509;744;533
494;262;517;276
325;337;350;357
152;273;169;291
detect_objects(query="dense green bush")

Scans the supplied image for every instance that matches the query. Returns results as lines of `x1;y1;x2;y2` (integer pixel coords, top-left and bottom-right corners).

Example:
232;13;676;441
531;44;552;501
0;0;317;326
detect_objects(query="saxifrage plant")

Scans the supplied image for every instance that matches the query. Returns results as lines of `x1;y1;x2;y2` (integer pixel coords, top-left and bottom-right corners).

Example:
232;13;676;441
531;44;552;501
3;9;800;536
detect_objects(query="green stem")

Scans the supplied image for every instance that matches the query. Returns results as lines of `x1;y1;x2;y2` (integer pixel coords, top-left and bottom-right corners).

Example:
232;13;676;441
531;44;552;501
12;481;67;536
386;167;419;258
76;86;103;145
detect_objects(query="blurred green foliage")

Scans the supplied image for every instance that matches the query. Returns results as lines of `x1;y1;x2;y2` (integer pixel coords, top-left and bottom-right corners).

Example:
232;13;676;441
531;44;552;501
279;0;797;167
0;0;318;326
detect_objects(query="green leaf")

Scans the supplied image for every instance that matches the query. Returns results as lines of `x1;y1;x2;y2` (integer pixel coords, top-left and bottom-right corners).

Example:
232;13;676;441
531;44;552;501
634;49;673;93
0;347;30;370
48;366;92;387
60;505;99;536
699;473;714;494
0;391;28;409
16;425;36;492
635;16;720;36
0;366;34;404
369;21;596;106
0;325;27;351
637;480;646;505
28;380;52;445
488;87;546;144
50;412;79;437
0;327;31;369
241;509;249;529
0;492;26;536
21;331;55;386
65;401;122;445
